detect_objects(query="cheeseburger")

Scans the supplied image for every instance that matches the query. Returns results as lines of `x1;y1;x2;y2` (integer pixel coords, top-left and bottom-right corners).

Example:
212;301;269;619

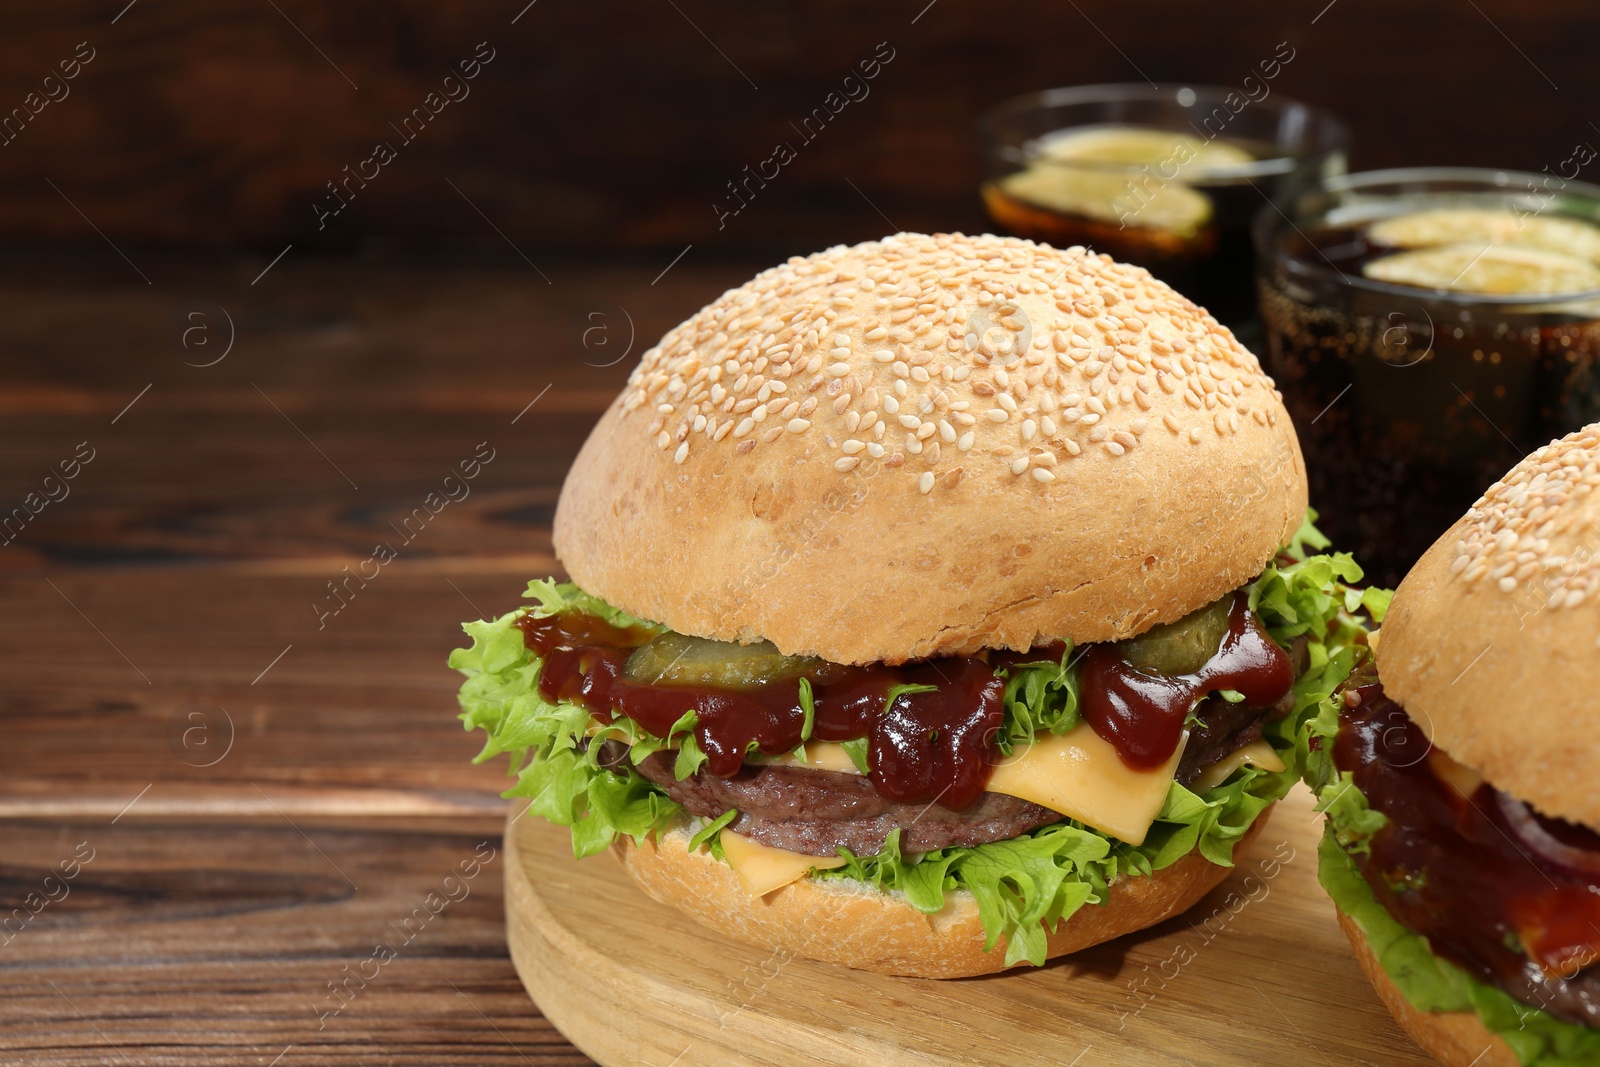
1308;424;1600;1065
453;232;1378;977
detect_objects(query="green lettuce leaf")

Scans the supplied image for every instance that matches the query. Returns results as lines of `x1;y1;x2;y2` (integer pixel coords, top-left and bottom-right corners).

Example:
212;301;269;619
996;644;1081;755
1319;831;1600;1067
688;809;739;853
818;747;1299;966
450;583;679;859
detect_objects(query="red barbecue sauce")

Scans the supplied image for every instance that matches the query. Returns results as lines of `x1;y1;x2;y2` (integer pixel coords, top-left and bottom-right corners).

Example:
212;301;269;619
1334;679;1600;1015
516;592;1293;811
1079;594;1294;768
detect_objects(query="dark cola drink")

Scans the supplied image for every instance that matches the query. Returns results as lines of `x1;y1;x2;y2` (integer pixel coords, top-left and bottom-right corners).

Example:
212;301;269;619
1256;169;1600;587
980;85;1346;329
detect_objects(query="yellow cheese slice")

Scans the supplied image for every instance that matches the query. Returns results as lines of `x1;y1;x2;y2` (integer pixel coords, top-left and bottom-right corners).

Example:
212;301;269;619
1189;739;1287;794
719;830;848;897
764;741;862;774
984;723;1183;845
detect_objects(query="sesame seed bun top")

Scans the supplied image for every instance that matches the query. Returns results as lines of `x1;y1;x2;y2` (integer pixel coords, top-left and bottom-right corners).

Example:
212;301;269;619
553;232;1306;665
1378;424;1600;828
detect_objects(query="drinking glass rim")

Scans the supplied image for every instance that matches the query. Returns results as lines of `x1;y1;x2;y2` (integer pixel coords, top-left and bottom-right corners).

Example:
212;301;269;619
978;82;1344;180
1255;166;1600;306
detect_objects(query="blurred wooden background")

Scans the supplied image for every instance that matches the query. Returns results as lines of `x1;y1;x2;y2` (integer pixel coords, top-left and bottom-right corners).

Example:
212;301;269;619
0;0;1594;257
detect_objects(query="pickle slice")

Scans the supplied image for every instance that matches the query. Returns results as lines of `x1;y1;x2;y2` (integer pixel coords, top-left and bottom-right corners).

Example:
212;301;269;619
623;632;822;691
1363;243;1600;296
1116;595;1233;677
1367;208;1600;266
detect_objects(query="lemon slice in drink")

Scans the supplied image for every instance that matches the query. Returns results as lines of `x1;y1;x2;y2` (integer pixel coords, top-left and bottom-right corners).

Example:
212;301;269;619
1363;242;1600;296
1037;127;1253;172
997;167;1213;234
1368;208;1600;266
1000;127;1248;236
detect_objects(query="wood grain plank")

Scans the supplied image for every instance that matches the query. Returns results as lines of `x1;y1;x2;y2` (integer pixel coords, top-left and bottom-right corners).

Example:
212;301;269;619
1;2;1596;251
0;568;562;817
0;261;760;568
0;817;594;1066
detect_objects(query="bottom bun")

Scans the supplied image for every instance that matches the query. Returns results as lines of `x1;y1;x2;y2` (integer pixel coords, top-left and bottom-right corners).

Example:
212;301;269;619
1336;909;1519;1067
614;806;1273;979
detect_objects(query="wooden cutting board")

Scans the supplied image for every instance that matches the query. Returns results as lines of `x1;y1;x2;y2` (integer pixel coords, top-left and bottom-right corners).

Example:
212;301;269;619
505;787;1434;1067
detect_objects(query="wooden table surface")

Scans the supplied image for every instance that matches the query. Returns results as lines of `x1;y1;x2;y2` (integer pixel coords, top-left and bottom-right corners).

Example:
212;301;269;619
0;252;764;1065
0;252;1409;1066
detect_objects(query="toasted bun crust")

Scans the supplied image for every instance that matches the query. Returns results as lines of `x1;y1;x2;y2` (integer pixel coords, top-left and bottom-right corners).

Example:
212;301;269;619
613;808;1272;978
1378;424;1600;829
554;233;1306;664
1336;910;1519;1067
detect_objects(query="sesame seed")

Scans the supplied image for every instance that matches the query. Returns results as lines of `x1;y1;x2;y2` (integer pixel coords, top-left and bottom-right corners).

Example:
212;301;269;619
734;418;755;438
938;419;956;442
884;396;900;415
957;431;975;452
997;393;1019;413
1021;419;1037;441
898;413;921;429
865;326;888;340
1010;456;1029;475
917;422;937;440
919;471;935;494
986;409;1009;423
842;439;865;454
1032;467;1056;482
867;442;886;458
835;456;860;471
673;442;689;463
787;418;812;433
828;362;852;376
